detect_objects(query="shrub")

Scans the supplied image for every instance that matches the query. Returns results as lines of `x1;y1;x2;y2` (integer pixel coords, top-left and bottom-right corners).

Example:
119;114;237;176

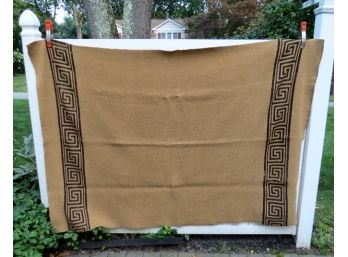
233;0;317;39
14;49;24;74
13;136;113;256
312;218;334;255
13;136;60;257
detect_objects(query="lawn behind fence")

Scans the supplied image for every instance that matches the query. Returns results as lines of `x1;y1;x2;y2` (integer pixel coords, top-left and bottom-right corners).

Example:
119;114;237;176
13;73;27;92
13;75;334;255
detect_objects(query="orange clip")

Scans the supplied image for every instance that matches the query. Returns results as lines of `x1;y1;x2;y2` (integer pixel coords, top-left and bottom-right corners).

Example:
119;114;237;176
301;21;307;32
300;21;307;48
45;19;53;48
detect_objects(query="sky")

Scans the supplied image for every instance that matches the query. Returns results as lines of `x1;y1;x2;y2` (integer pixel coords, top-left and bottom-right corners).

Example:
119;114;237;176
55;7;69;24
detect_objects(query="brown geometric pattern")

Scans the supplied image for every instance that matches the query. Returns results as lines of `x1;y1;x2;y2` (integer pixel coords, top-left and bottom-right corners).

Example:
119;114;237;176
47;40;90;232
262;39;303;226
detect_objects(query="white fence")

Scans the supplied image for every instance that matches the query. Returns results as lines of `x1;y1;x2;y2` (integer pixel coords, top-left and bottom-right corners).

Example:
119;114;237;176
19;0;333;249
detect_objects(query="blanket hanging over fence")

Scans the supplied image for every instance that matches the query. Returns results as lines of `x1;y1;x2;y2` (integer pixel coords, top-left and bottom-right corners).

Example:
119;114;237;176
28;39;323;232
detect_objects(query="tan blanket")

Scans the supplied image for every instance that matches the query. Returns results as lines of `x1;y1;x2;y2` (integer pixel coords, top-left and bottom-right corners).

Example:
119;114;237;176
28;39;323;232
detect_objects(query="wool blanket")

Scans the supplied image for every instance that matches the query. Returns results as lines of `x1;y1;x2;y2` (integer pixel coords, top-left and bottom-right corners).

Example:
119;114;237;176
28;39;323;232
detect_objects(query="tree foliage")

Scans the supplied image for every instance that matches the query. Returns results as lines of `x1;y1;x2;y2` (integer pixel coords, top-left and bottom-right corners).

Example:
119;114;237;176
233;0;317;39
111;0;125;19
109;0;205;19
55;16;89;38
13;0;57;73
152;0;205;18
25;0;61;19
187;0;260;39
14;0;31;52
14;0;62;52
61;0;85;38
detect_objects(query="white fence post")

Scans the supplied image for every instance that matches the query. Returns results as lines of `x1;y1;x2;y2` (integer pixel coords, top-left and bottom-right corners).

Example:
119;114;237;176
19;10;49;207
296;0;334;248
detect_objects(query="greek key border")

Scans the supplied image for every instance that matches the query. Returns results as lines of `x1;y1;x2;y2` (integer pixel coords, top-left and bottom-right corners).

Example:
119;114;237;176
47;40;90;232
262;39;303;226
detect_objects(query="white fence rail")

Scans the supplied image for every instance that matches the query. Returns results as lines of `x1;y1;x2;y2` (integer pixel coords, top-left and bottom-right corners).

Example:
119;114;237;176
19;0;333;249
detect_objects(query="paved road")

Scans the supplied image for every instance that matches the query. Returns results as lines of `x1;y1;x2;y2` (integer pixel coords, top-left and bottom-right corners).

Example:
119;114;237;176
68;251;332;257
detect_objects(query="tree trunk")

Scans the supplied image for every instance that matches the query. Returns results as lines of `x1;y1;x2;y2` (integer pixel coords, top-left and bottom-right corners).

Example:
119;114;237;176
72;3;83;39
82;0;117;38
123;0;152;39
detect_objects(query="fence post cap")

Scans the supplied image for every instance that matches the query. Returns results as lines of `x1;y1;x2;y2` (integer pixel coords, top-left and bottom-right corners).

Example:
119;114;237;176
19;9;40;27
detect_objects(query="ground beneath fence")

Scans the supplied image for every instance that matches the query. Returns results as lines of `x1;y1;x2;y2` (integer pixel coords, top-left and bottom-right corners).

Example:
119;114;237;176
47;235;324;256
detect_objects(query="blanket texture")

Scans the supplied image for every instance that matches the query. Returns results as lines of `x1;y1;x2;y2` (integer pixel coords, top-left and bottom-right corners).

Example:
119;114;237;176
28;39;323;232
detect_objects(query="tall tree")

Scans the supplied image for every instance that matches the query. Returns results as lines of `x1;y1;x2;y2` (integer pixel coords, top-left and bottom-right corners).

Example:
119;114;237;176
72;1;83;38
122;0;152;38
62;0;85;38
82;0;117;38
55;15;89;38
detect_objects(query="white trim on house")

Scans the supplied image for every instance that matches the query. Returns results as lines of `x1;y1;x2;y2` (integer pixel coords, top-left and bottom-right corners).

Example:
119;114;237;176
152;19;186;39
116;18;187;39
151;18;185;30
116;23;123;37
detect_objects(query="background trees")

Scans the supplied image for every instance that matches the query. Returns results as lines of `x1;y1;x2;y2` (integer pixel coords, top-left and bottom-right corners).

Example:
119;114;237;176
14;0;317;72
152;0;205;18
186;0;260;39
61;0;85;39
55;16;89;38
15;0;316;41
13;0;56;73
233;0;317;39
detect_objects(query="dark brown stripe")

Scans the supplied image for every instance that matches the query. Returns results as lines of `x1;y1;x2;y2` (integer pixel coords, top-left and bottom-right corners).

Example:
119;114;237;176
262;39;303;226
47;40;90;232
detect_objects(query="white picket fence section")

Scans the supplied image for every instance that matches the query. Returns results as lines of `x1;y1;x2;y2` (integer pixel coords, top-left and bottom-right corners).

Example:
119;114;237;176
19;0;333;249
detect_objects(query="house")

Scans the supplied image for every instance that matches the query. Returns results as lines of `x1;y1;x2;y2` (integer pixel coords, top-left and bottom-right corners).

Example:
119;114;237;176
115;18;187;39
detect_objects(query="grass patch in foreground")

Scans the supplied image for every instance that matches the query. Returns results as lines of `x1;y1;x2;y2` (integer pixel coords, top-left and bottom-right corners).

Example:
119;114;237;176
312;107;334;255
14;100;32;148
13;100;32;166
14;73;27;92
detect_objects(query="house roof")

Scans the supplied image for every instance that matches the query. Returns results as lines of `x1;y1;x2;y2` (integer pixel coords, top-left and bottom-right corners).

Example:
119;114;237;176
115;18;186;30
152;19;185;30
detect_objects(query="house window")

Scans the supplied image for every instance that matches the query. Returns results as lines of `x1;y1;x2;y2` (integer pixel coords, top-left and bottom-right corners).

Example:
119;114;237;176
158;33;166;39
173;33;181;39
167;32;172;39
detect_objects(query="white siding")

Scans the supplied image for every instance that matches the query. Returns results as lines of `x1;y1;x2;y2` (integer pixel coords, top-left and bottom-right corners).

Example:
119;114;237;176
153;20;186;39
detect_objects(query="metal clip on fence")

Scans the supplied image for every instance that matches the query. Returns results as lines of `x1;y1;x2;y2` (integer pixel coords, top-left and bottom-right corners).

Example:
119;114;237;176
45;19;53;48
300;21;307;48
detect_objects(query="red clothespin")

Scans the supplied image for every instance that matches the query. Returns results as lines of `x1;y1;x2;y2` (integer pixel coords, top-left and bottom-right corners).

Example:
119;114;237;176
300;21;307;48
45;19;53;48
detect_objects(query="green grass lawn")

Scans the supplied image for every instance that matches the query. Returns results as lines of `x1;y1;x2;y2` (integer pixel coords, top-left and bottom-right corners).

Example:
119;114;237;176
13;73;27;92
13;100;32;150
311;107;334;255
13;100;32;167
